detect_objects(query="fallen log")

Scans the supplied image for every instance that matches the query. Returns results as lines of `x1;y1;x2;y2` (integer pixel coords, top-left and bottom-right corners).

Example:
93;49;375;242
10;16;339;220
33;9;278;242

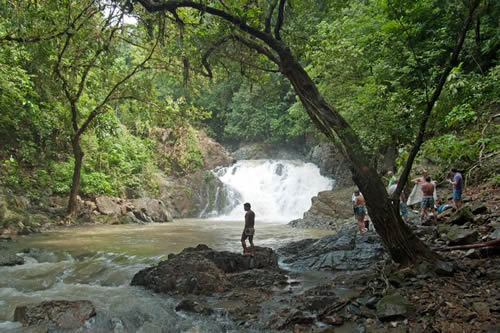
434;238;500;251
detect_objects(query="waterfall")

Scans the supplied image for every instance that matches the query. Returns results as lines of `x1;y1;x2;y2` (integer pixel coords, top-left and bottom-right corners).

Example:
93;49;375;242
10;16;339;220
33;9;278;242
209;160;334;222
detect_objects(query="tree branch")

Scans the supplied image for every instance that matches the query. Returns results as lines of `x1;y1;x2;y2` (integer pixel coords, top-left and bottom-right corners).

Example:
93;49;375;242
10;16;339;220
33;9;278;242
434;238;500;251
230;34;280;65
274;0;286;40
265;0;278;34
136;0;277;47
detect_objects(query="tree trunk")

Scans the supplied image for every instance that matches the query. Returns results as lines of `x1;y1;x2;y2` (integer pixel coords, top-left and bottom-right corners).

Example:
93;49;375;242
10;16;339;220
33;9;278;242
67;135;84;216
277;45;438;265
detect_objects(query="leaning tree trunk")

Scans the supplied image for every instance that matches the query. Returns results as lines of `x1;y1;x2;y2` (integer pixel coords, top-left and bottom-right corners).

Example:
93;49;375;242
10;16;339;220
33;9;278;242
67;135;84;216
277;45;438;265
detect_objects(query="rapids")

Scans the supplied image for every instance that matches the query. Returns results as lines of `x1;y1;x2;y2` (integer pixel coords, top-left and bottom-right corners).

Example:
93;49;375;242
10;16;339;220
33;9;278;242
0;219;330;332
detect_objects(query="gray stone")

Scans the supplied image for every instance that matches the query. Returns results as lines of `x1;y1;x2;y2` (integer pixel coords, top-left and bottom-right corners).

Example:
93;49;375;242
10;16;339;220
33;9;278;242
278;228;387;271
308;142;353;187
95;196;122;216
175;299;214;315
131;245;280;296
0;253;24;266
433;260;455;276
490;229;500;240
130;198;173;222
447;207;474;225
375;293;412;321
447;226;478;245
14;300;96;329
470;202;488;215
289;187;356;230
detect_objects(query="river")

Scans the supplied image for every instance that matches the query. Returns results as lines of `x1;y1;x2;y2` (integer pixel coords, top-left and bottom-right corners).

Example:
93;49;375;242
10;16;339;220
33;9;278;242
0;219;331;332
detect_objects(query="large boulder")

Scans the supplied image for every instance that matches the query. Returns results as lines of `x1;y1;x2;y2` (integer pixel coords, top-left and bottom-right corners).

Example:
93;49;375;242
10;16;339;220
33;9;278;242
14;300;96;329
130;198;172;222
95;196;122;216
289;187;355;230
278;228;387;271
131;244;280;295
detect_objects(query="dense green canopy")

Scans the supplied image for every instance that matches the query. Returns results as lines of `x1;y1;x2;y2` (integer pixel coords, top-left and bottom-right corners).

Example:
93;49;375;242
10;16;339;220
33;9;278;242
0;0;498;200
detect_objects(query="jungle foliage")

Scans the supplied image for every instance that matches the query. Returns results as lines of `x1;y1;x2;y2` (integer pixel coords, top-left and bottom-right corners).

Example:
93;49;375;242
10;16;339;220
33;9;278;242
0;0;498;203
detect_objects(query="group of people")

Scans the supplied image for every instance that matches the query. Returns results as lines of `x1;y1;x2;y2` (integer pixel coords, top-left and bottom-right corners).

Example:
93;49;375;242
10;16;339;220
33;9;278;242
352;168;464;234
242;168;464;252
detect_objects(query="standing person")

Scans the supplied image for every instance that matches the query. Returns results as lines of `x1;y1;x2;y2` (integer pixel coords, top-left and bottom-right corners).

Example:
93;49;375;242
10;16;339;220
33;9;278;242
412;170;428;184
407;170;435;206
353;190;367;234
387;171;396;188
388;180;408;223
420;177;437;224
448;168;463;209
241;202;255;256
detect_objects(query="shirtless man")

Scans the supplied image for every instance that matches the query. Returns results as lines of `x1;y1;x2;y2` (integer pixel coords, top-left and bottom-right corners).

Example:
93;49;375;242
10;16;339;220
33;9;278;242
353;190;367;234
241;202;255;256
412;170;429;184
420;177;437;224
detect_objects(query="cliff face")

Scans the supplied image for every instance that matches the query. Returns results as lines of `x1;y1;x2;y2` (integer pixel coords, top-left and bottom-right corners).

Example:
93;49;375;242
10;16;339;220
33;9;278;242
307;143;353;188
155;129;234;218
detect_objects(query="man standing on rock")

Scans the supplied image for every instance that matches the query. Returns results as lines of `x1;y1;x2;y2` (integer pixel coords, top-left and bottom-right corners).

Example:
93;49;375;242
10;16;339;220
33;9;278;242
242;202;255;256
448;168;463;209
420;177;437;224
353;190;367;234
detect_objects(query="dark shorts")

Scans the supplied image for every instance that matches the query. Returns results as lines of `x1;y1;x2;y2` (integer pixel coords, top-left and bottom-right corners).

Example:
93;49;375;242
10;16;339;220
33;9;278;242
420;196;434;209
453;190;462;200
241;228;255;241
400;202;408;217
354;206;366;216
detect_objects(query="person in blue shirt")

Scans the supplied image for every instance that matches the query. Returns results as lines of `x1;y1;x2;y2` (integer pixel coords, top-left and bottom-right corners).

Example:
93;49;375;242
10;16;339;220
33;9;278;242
448;168;463;209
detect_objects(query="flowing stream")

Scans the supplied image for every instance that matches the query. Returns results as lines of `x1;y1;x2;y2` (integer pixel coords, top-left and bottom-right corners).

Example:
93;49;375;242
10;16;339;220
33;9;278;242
1;219;331;332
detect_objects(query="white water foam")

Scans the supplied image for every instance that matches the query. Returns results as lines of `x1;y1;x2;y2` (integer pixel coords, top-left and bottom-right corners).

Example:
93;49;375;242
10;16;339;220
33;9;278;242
213;160;334;222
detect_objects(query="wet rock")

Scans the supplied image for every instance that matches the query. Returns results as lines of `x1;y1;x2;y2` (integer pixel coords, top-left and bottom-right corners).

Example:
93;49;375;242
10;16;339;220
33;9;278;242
433;260;455;276
14;300;96;329
447;227;478;245
470;202;488;215
447;207;474;225
0;253;24;266
279;228;387;271
375;293;412;321
490;229;500;240
131;245;280;296
228;269;288;289
175;299;214;315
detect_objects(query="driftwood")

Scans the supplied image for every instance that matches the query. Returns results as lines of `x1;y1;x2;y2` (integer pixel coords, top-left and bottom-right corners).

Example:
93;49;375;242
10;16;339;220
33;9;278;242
434;238;500;251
